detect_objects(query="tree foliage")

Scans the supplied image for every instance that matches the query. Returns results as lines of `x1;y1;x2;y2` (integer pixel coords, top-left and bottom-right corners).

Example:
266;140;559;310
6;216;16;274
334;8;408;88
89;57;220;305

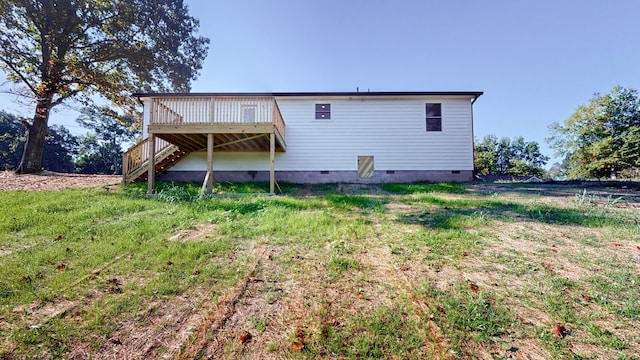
0;111;76;171
43;125;77;172
474;135;549;177
75;106;136;174
547;86;640;179
0;0;209;173
0;111;25;170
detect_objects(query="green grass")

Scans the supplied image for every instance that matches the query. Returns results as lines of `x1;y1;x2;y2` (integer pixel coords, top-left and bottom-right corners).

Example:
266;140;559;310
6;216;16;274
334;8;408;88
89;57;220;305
1;181;639;359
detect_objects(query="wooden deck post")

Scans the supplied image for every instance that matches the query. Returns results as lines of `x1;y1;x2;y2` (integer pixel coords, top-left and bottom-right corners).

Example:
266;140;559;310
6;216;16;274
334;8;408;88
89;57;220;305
270;132;275;194
147;134;156;195
206;133;214;194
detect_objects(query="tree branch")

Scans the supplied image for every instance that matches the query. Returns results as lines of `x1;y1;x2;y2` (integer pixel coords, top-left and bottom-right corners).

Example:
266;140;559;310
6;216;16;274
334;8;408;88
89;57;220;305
0;56;38;95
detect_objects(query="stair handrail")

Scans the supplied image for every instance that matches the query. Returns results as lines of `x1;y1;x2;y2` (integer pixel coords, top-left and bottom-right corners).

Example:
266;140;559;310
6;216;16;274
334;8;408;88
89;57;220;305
122;137;173;183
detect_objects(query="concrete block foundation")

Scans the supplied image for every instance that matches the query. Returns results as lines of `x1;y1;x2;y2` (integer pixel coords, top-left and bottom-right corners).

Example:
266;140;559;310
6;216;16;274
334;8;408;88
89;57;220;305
158;170;473;184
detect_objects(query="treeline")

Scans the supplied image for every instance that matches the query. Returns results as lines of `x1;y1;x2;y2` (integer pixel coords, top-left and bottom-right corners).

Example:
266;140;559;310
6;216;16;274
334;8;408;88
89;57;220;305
0;107;136;174
474;135;549;178
548;86;640;179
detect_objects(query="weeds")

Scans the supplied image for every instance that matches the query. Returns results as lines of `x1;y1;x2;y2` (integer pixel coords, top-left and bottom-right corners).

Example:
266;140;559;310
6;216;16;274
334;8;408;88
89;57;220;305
1;182;638;358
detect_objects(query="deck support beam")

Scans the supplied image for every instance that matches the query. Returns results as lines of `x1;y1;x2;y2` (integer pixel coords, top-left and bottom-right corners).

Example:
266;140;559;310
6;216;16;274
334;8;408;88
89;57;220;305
205;133;215;194
147;134;156;195
270;132;275;194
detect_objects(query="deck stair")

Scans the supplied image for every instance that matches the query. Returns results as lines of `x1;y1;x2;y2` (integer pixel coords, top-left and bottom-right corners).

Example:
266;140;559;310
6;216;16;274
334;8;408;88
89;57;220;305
123;137;190;184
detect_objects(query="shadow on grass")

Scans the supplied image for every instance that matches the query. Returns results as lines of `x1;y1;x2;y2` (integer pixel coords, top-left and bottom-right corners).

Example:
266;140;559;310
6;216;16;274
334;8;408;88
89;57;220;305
124;182;389;214
398;195;617;229
326;194;386;212
382;182;467;194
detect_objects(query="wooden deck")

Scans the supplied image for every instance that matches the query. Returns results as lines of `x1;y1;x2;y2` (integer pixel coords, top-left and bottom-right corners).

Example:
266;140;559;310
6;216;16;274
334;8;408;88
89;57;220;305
123;96;286;193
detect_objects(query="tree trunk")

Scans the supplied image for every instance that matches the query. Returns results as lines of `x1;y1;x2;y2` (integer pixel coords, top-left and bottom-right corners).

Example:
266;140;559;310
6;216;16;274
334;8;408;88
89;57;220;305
16;97;51;174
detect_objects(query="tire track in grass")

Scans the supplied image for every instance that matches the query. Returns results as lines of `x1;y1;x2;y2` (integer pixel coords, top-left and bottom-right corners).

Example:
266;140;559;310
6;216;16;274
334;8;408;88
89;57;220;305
11;253;130;327
177;244;266;360
360;245;454;359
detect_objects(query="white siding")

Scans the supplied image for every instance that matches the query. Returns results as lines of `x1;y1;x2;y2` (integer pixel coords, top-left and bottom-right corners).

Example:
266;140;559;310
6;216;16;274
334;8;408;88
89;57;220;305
168;96;474;172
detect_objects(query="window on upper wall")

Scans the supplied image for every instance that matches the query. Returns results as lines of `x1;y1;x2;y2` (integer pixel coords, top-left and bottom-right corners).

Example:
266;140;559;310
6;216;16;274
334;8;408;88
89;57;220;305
315;104;331;119
426;103;442;132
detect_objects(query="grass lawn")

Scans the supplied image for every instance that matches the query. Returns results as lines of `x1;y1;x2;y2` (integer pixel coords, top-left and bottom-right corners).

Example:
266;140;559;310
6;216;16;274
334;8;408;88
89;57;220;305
0;181;639;359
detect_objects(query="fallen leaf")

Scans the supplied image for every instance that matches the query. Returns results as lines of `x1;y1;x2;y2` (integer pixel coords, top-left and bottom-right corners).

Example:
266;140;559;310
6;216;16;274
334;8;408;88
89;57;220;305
291;341;305;351
467;282;480;294
552;324;568;338
581;294;593;302
240;331;252;344
248;276;262;283
356;293;365;300
56;264;66;271
400;265;410;271
55;234;63;241
324;316;340;326
109;338;123;345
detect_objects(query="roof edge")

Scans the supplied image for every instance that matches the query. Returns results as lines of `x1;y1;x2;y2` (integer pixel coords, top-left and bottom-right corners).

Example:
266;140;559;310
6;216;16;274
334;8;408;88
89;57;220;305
134;91;483;98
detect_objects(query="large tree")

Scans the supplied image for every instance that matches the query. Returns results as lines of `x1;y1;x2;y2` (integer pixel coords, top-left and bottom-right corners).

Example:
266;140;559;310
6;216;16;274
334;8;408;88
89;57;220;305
474;135;548;177
75;106;136;174
0;0;209;173
547;86;640;179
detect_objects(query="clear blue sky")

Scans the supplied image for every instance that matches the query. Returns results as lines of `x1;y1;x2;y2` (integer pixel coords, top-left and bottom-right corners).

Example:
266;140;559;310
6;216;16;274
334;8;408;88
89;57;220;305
2;0;639;165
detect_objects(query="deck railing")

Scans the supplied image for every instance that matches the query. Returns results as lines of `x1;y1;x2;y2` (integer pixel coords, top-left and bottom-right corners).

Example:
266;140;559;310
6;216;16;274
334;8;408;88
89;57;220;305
150;97;285;131
274;102;285;140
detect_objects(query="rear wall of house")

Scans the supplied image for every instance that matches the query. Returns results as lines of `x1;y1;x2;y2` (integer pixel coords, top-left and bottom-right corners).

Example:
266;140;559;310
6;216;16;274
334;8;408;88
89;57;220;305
162;95;475;183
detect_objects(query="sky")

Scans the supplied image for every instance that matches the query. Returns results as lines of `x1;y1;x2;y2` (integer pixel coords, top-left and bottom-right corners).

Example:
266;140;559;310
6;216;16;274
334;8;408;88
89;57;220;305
2;0;640;165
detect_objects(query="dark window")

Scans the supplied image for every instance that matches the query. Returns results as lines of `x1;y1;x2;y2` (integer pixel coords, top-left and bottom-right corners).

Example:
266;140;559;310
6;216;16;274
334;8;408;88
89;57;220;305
426;103;442;132
315;104;331;119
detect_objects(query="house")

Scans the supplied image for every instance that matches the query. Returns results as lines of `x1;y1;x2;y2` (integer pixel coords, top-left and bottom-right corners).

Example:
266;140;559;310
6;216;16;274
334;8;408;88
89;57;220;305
123;91;483;194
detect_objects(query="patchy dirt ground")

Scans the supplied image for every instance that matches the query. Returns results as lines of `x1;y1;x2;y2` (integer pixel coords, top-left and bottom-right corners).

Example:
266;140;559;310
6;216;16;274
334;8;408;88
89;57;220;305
2;180;640;359
0;171;121;191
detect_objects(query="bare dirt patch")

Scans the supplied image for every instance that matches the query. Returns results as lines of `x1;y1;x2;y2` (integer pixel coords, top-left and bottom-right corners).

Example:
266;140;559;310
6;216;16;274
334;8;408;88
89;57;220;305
0;170;120;191
169;224;217;242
